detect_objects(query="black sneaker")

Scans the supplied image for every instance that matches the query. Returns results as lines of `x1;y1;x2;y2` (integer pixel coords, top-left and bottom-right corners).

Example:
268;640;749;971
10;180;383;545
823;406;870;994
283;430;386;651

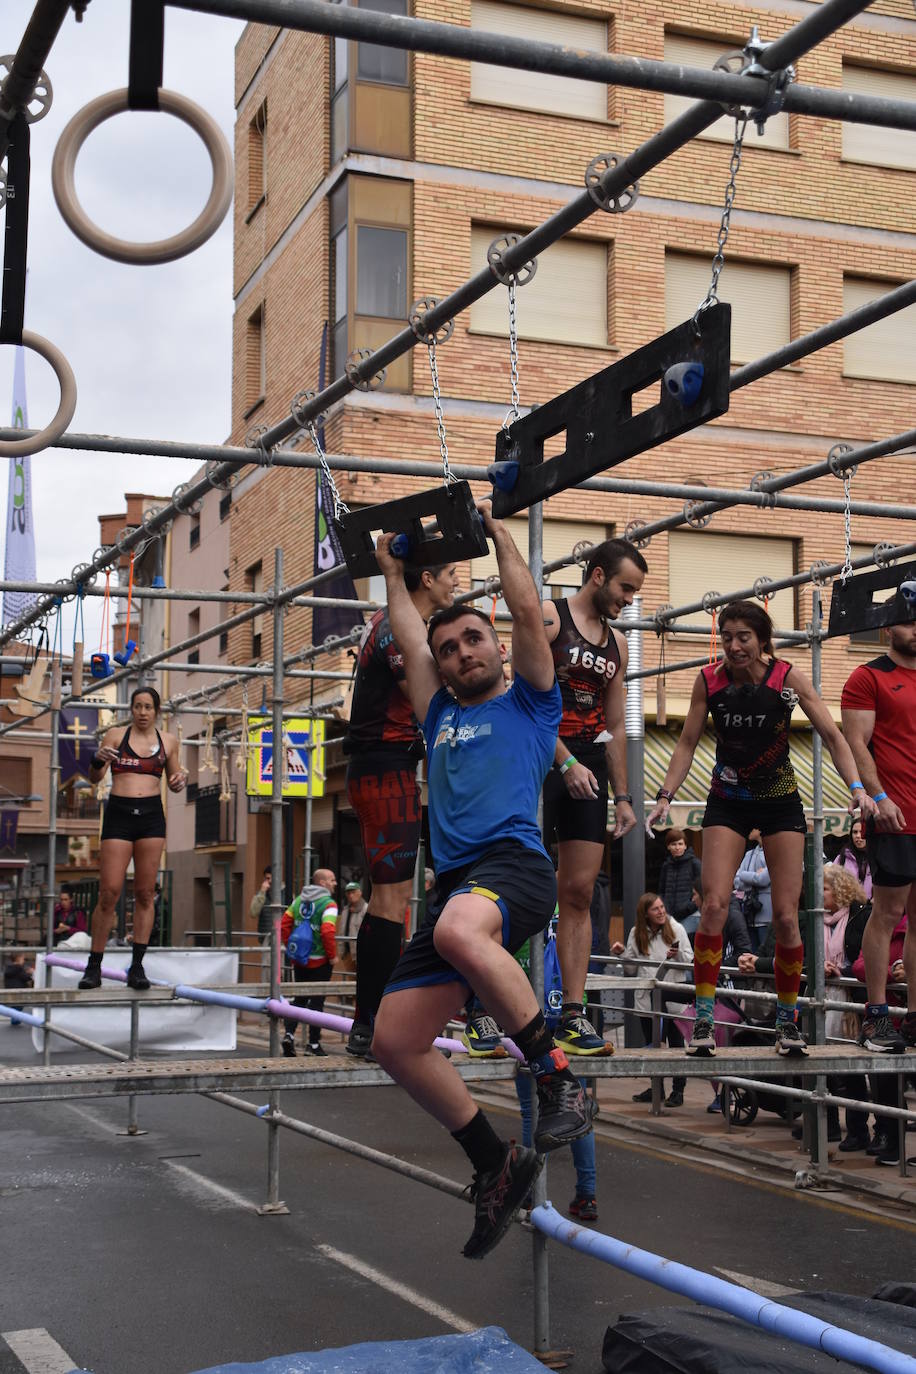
307;1043;328;1057
346;1021;372;1058
686;1018;716;1056
78;965;102;990
875;1138;901;1167
775;1020;809;1057
838;1131;871;1153
664;1090;684;1108
281;1033;296;1058
126;963;150;991
462;1142;543;1260
632;1087;654;1103
867;1130;890;1157
859;1013;905;1054
534;1073;597;1153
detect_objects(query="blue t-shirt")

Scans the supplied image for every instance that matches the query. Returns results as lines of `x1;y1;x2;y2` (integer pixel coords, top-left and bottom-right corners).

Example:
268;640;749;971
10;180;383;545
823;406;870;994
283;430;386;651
423;672;561;875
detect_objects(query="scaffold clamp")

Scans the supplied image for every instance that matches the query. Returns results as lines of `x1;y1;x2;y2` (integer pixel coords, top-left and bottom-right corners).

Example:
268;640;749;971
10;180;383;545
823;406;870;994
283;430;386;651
335;481;489;580
490;305;731;518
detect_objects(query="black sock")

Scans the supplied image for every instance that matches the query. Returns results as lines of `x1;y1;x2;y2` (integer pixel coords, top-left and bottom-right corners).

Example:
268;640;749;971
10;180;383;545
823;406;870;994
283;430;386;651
452;1110;505;1174
130;942;147;967
561;1001;583;1019
354;914;403;1024
510;1011;554;1063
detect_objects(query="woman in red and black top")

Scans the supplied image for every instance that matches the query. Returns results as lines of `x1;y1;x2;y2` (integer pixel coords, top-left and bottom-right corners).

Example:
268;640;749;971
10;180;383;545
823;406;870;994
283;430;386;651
647;601;870;1058
79;687;186;990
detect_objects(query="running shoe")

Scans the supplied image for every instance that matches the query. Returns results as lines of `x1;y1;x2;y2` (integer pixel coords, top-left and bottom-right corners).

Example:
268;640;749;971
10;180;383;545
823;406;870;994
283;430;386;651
775;1020;809;1057
281;1033;296;1058
462;1142;543;1260
346;1020;373;1057
307;1043;328;1057
664;1090;684;1107
460;1012;508;1059
858;1013;905;1054
554;1012;613;1056
126;963;150;991
568;1195;598;1222
534;1073;597;1153
902;1014;916;1049
686;1018;716;1056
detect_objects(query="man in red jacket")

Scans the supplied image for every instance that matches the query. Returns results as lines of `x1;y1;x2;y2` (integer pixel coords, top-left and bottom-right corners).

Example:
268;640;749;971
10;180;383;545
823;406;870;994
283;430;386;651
280;868;338;1057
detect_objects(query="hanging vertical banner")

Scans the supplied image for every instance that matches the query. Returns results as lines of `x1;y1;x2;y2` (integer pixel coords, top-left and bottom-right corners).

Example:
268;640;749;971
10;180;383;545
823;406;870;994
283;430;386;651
58;705;101;784
0;809;19;852
312;320;362;643
2;346;37;626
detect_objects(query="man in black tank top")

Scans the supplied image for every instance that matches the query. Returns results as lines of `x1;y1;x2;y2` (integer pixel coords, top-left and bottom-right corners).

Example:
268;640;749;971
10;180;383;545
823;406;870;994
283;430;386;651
543;538;647;1055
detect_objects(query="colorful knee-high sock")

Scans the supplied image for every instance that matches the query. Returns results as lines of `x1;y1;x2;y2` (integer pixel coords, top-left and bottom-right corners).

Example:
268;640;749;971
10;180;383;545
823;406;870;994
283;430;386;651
693;932;722;1025
774;941;804;1024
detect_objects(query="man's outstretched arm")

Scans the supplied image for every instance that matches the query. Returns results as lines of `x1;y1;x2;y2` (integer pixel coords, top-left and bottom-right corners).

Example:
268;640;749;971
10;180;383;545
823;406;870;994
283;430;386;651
479;501;554;691
376;533;443;722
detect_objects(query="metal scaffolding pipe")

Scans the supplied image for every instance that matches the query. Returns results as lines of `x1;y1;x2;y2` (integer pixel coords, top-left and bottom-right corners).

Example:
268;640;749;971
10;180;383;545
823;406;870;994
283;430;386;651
167;0;916;132
0;0;71;161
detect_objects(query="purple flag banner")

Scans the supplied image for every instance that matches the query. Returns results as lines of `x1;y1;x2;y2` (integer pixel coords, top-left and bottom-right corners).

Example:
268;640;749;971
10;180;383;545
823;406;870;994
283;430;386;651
58;706;100;784
0;809;19;853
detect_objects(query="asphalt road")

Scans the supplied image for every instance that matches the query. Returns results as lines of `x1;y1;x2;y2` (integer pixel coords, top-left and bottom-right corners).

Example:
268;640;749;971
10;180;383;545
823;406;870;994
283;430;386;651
1;1030;914;1374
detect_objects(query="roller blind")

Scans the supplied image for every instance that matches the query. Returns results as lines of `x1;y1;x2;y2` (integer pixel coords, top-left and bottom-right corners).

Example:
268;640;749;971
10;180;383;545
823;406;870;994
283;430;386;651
668;530;796;629
664;34;789;149
665;252;791;364
842;65;916;170
470;1;608;120
842;277;916;383
470;517;604;590
470;226;607;346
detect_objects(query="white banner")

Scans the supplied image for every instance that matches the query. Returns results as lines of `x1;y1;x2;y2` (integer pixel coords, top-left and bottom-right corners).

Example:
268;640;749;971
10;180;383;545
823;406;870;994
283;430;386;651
32;949;240;1053
2;346;37;626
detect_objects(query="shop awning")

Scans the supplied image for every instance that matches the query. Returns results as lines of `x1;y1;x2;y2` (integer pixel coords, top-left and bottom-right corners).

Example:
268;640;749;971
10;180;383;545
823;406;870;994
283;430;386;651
629;727;852;836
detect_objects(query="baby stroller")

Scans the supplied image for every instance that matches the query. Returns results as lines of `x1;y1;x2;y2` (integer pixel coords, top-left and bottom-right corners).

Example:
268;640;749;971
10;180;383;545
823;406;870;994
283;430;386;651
673;996;795;1127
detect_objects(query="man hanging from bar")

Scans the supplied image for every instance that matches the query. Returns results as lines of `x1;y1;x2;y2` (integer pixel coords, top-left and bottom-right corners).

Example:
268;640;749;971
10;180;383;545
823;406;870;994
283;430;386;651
371;500;595;1260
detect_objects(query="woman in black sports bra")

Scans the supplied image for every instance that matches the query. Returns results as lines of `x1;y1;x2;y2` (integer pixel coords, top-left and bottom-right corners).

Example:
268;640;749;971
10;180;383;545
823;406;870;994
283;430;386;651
78;686;186;990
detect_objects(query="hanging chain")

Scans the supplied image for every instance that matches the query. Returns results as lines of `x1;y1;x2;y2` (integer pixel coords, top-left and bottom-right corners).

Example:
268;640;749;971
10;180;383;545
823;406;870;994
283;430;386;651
306;419;349;520
427;338;453;483
694;115;748;324
841;473;853;584
507;278;521;426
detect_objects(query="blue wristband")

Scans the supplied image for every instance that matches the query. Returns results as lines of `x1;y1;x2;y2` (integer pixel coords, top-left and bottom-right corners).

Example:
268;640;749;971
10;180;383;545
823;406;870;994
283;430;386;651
872;791;888;803
849;781;864;793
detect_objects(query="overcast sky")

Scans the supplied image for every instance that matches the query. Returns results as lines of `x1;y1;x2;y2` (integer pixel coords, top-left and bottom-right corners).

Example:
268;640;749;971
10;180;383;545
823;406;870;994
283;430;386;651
3;0;245;641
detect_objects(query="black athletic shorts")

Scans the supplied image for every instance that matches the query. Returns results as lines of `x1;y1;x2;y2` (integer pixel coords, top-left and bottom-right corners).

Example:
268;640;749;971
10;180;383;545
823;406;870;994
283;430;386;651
346;750;422;885
384;840;558;993
702;792;807;838
101;793;166;842
542;744;608;846
865;826;916;888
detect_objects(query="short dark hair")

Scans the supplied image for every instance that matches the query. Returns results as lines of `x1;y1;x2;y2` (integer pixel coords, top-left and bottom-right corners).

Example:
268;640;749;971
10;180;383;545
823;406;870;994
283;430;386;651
262;865;272;876
405;562;450;594
130;685;161;713
585;538;648;583
665;828;686;847
717;600;775;656
427;604;498;654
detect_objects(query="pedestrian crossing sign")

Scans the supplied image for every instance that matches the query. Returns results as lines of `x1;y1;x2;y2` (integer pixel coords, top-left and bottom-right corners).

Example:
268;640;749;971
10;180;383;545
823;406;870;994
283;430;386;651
246;717;326;798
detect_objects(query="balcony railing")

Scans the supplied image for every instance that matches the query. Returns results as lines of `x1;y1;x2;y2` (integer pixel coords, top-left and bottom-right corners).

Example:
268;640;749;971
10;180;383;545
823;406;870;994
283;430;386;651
56;789;101;821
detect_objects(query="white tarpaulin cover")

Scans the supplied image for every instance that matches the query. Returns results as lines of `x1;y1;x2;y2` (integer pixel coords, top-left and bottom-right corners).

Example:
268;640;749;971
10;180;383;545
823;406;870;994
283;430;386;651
32;949;239;1053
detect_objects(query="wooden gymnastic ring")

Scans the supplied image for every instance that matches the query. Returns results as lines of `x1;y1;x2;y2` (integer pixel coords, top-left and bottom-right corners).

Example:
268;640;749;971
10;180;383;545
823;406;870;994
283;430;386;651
0;330;77;457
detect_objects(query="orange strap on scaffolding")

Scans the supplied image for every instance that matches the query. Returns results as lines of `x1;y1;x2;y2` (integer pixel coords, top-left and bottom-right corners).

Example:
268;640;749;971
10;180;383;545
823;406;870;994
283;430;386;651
489;593;498;625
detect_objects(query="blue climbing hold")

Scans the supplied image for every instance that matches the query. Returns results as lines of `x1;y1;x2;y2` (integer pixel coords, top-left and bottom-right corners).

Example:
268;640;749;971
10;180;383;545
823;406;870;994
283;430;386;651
664;361;705;408
487;460;520;493
113;638;137;667
90;652;111;679
390;533;412;559
900;579;916;606
151;574;166;589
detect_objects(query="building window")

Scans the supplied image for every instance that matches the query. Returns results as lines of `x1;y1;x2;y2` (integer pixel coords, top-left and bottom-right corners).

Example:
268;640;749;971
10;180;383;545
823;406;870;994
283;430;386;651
356;225;407;318
245;305;265;414
189;514;201;550
470;518;608;619
668;530;797;630
356;0;408;86
665;252;791;365
247;101;267;214
470;226;607;347
219;585;230;656
0;755;31;799
842;65;916;171
470;2;608;121
188;649;200;666
187;609;200;665
842;277;916;384
219;490;232;522
663;33;789;149
247;562;264;659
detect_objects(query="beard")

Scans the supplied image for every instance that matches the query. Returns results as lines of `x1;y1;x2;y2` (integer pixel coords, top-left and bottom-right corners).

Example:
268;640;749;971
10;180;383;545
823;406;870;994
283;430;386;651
889;631;916;661
444;659;504;702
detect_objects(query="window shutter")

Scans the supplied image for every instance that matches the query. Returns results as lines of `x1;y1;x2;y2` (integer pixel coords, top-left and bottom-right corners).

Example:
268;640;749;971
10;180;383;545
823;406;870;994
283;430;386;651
245;307;265;408
665;252;791;364
668;530;796;629
470;226;607;346
842;65;916;171
470;2;607;120
664;34;788;149
842;277;916;383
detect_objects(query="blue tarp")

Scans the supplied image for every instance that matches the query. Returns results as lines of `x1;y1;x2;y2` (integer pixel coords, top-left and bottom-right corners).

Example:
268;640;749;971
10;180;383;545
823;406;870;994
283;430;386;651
191;1327;546;1374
